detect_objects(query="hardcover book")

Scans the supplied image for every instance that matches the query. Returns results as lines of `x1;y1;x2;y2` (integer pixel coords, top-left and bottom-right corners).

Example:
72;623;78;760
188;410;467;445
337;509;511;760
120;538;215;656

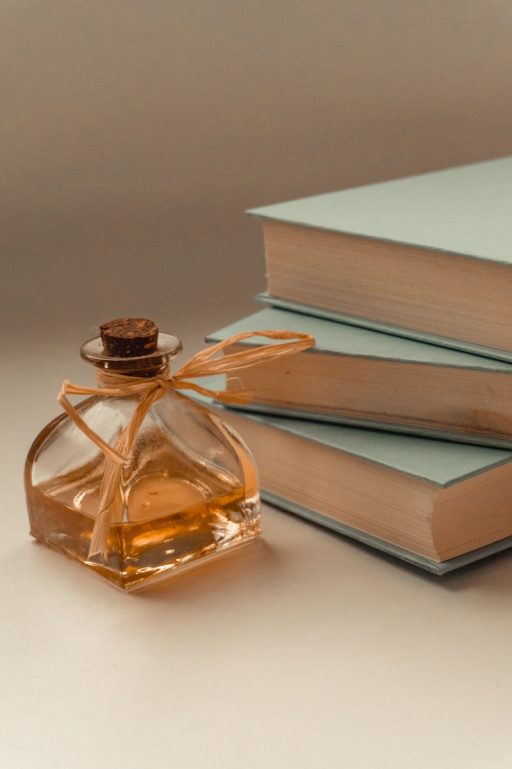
248;155;512;361
207;308;512;448
202;397;512;574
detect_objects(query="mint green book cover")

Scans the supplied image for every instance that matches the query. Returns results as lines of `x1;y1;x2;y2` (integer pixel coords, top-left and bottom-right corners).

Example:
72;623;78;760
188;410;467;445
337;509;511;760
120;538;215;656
253;412;512;574
209;307;512;370
248;155;512;265
248;155;512;362
195;389;512;574
259;491;512;575
256;293;512;364
230;408;512;487
207;308;512;448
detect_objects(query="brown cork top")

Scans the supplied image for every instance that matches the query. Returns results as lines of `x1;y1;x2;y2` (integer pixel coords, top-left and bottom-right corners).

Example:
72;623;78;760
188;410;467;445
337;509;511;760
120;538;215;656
100;317;159;358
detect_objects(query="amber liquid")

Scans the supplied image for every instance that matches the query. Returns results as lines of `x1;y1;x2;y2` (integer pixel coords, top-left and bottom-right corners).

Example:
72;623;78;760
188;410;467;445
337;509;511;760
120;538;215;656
27;471;260;591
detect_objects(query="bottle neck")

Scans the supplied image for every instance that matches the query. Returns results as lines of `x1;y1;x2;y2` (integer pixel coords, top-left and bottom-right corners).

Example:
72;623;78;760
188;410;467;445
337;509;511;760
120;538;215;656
94;359;171;383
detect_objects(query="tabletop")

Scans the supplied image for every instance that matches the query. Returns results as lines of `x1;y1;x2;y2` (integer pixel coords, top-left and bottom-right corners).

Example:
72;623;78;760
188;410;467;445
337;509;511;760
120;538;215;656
2;335;512;769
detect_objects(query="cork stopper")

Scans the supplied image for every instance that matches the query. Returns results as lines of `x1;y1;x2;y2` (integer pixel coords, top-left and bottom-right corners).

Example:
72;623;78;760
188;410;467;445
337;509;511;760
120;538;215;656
100;317;159;358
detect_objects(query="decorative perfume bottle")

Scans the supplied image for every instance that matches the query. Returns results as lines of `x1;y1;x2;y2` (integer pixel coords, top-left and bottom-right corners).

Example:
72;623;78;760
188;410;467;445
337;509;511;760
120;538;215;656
25;318;264;591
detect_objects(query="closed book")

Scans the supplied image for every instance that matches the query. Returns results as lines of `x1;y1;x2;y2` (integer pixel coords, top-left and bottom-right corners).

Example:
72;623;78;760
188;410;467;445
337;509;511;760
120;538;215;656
249;155;512;361
201;398;512;574
207;308;512;448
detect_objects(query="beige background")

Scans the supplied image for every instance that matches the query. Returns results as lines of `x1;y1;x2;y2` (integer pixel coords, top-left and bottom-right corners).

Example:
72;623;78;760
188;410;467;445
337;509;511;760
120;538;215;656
2;3;512;768
2;0;512;345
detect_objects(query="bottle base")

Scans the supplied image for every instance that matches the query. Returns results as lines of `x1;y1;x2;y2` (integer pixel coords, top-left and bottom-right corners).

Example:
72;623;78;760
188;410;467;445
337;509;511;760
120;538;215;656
30;522;261;592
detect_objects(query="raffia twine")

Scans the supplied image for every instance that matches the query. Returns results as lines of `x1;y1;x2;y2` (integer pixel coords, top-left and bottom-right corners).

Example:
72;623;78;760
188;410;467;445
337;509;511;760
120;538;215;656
57;330;315;557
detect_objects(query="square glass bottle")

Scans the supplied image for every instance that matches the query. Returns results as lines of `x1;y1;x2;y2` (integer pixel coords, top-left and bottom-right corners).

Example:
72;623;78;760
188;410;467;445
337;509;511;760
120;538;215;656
25;318;261;591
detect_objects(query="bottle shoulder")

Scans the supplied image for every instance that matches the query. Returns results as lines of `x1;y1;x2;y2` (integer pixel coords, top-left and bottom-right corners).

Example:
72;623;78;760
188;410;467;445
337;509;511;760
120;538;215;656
25;390;256;489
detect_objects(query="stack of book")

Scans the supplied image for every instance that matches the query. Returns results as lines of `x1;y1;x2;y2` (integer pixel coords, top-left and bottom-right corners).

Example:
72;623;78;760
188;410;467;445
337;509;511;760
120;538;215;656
207;156;512;574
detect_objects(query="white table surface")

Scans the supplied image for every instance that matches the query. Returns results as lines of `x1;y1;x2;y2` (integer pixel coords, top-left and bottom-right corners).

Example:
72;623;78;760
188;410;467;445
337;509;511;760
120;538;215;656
3;339;512;769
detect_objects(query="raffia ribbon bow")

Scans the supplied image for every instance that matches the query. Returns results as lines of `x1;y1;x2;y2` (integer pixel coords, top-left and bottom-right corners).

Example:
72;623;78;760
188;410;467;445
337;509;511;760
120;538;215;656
57;330;315;557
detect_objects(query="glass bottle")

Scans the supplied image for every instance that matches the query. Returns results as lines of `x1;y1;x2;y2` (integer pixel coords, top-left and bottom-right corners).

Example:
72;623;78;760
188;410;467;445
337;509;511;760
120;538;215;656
25;319;261;591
